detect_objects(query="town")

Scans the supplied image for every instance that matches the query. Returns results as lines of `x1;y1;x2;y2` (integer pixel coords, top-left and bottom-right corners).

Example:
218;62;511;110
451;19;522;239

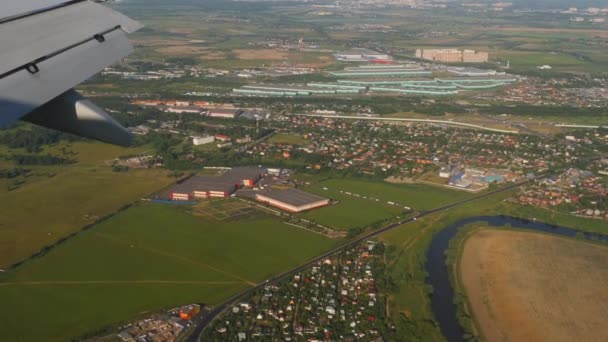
116;97;607;220
202;242;396;341
1;1;607;342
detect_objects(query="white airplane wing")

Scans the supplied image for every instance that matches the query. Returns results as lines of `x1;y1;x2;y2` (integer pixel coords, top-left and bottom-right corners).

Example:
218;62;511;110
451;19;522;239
0;0;142;146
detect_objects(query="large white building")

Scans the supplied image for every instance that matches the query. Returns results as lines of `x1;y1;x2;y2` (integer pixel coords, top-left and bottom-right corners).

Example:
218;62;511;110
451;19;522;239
208;109;243;119
255;189;330;213
192;135;215;146
334;48;391;62
416;49;489;63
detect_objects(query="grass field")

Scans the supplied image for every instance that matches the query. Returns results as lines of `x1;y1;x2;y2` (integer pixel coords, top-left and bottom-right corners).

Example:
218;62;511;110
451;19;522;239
374;186;608;341
0;202;336;341
299;178;474;230
460;229;608;342
267;133;309;146
192;199;268;222
0;142;173;268
500;202;608;234
494;50;592;72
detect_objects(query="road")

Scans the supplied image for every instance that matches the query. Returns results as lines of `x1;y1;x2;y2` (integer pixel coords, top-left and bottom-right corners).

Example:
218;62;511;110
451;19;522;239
186;177;538;341
293;113;520;134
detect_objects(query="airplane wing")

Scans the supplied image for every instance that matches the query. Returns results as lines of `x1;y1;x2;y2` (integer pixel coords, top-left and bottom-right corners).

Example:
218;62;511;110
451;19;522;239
0;0;142;146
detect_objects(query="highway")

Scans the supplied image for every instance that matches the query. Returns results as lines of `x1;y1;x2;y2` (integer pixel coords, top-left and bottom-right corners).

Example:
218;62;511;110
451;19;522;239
186;177;539;341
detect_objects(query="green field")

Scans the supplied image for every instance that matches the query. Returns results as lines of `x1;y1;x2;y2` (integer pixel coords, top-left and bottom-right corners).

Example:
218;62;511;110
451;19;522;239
267;133;309;146
299;178;474;230
0;142;174;269
0;202;336;341
494;50;592;72
375;187;608;341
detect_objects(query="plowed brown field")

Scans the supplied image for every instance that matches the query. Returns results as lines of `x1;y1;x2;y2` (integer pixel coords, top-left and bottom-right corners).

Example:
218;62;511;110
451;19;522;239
460;229;608;342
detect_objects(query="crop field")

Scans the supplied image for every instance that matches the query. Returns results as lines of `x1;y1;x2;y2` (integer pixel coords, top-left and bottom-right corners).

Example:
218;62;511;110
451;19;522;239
459;230;608;342
0;142;173;268
299;178;473;230
104;0;608;77
0;202;336;341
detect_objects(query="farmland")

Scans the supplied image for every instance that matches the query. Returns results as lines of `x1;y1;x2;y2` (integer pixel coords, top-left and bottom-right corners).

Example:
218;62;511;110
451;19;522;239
459;230;608;342
0;202;336;341
0;142;174;268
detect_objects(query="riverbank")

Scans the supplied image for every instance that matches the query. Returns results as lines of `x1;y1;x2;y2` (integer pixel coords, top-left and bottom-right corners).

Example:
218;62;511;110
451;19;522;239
459;229;608;342
425;215;608;342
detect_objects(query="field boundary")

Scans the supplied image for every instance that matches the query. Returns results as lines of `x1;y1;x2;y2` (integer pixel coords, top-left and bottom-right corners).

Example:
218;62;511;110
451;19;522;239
4;178;184;271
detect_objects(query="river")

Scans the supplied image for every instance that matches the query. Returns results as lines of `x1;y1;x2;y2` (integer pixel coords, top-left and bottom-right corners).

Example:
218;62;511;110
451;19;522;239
425;215;608;342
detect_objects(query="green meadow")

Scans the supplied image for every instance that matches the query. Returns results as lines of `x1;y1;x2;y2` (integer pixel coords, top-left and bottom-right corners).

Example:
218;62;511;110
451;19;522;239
0;202;336;341
0;142;174;268
299;178;474;230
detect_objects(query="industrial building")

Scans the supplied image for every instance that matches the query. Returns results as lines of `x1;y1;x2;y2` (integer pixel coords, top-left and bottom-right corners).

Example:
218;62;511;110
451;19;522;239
329;69;432;78
169;167;264;201
165;106;204;114
231;64;517;98
255;188;330;213
369;86;458;96
445;67;499;76
233;84;361;97
179;304;201;320
416;48;489;63
170;177;237;200
333;48;391;62
208;109;243;119
222;166;264;187
192;135;215;146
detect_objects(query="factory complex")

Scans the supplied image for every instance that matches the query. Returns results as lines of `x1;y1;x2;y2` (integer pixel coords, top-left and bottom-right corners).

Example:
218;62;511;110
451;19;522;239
332;48;392;62
165;167;331;213
255;188;331;213
438;165;517;192
232;64;517;97
415;48;489;63
328;65;432;78
169;167;263;201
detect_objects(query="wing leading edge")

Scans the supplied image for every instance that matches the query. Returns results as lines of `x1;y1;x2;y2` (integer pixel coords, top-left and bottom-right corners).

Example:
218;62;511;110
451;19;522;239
0;0;142;146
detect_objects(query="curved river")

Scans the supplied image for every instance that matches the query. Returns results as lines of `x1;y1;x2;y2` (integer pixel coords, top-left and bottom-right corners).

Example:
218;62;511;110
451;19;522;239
425;215;608;342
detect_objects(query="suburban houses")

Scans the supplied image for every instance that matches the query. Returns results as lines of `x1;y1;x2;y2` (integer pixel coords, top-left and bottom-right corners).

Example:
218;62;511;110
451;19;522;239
202;242;396;341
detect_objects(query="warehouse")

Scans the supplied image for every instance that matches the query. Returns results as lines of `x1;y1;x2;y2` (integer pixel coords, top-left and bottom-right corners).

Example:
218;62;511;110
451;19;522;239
170;177;238;201
255;189;330;213
192;135;215;146
169;167;265;201
369;86;458;95
334;48;391;62
222;166;265;187
329;70;432;78
208;109;243;119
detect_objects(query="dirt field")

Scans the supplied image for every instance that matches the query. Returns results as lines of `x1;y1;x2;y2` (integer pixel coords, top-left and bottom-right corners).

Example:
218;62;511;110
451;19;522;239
199;51;227;60
135;38;193;47
233;49;289;60
155;46;209;55
460;229;608;342
490;26;608;38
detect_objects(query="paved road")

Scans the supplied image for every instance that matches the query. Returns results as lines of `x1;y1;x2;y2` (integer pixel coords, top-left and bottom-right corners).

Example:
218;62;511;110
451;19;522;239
294;113;519;134
186;177;539;341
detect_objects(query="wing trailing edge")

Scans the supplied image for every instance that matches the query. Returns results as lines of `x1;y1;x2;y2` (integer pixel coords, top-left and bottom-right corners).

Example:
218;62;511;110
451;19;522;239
0;0;142;146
